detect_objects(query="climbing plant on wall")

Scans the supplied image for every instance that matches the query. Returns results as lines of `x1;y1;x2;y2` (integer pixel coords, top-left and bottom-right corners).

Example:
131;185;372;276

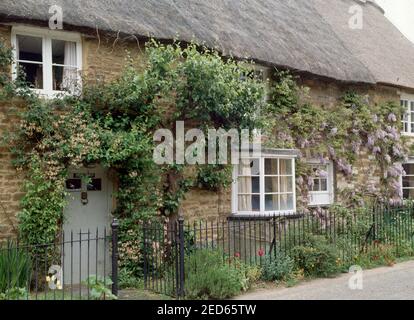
0;39;265;247
263;71;409;208
0;37;410;251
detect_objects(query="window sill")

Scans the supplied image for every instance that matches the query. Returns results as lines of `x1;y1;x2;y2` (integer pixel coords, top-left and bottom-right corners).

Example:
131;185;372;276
308;203;333;208
29;89;77;99
229;211;298;220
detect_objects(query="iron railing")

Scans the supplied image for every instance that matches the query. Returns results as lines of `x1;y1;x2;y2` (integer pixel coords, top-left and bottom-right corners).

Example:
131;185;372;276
0;219;119;300
142;204;414;297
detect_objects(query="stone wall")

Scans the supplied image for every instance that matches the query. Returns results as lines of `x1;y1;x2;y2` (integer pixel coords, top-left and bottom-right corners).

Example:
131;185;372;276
180;77;412;220
0;25;143;238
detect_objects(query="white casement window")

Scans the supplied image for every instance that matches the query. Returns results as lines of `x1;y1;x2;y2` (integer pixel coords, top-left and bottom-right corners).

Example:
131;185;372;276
232;155;296;216
308;161;334;206
402;160;414;199
401;94;414;135
11;26;82;97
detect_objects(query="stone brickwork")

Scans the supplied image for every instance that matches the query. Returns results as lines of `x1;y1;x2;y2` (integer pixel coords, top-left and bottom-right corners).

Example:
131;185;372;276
0;25;143;238
181;77;414;221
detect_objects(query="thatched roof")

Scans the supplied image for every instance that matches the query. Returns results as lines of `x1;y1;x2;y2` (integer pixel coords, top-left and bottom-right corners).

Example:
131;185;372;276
1;0;414;88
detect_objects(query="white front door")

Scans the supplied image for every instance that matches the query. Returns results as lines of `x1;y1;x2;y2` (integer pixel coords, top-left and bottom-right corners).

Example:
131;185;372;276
62;165;112;285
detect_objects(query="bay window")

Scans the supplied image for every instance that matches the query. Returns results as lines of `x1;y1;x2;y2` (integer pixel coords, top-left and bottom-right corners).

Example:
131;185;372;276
11;26;82;96
232;154;296;216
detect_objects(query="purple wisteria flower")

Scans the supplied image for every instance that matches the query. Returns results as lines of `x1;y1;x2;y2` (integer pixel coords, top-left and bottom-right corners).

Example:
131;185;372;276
375;129;387;140
392;145;402;157
318;155;327;165
366;135;375;148
386;126;400;140
385;163;404;179
388;113;397;122
328;146;336;158
318;170;328;178
372;146;381;154
337;159;352;176
299;138;310;148
307;177;314;189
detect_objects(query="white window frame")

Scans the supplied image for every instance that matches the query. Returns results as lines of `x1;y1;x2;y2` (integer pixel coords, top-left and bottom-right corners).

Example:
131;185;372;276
401;159;414;200
308;160;334;206
11;25;82;98
401;93;414;136
231;154;297;217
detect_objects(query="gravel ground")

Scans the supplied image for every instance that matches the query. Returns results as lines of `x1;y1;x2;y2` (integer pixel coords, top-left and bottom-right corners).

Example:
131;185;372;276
235;260;414;300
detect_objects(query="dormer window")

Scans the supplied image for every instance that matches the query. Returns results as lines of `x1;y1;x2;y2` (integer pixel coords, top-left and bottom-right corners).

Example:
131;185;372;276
11;26;82;96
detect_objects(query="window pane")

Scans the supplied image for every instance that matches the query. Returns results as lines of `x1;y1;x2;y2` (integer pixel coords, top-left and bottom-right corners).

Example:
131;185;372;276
403;164;414;175
265;177;278;193
312;178;320;191
87;178;102;191
321;179;327;191
52;40;77;65
238;195;260;211
17;35;42;62
265;194;279;211
279;159;292;175
403;188;414;200
251;177;260;193
238;159;260;175
252;195;260;211
18;62;43;89
265;159;278;175
280;194;294;211
66;178;81;190
403;176;414;188
238;176;260;194
280;176;293;192
53;65;78;91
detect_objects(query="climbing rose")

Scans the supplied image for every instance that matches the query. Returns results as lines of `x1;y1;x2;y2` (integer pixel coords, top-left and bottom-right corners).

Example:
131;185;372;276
258;249;265;257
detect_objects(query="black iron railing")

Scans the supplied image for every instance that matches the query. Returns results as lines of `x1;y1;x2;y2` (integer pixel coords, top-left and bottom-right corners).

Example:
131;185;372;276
142;204;414;297
0;219;119;300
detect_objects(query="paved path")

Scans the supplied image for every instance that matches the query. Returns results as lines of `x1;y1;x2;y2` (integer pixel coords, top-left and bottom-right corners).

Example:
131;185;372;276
235;260;414;300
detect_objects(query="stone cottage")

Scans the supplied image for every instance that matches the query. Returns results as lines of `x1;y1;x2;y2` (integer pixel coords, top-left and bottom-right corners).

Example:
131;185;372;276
0;0;414;238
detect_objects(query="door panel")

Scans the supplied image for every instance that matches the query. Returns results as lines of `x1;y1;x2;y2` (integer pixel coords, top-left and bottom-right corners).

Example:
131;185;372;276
62;165;112;285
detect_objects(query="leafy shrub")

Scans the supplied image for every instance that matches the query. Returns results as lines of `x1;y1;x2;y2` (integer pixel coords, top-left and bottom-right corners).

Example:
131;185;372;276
119;268;143;289
0;287;28;300
82;275;117;300
0;244;31;293
184;249;251;299
291;235;340;277
261;251;294;282
354;242;396;268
